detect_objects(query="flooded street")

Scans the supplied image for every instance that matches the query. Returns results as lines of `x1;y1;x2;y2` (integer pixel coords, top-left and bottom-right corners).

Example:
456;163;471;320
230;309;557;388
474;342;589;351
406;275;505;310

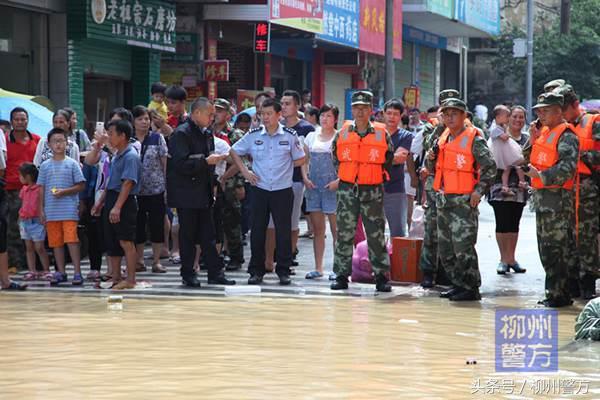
1;204;600;399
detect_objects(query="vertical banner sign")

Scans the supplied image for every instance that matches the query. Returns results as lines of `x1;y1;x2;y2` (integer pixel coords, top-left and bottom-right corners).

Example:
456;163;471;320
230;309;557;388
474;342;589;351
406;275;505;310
317;0;360;48
206;38;218;100
270;0;324;33
254;22;271;53
359;0;403;58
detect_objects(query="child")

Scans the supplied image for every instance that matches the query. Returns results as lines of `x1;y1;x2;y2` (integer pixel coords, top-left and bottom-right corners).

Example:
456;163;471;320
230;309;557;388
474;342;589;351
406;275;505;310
100;119;141;290
489;105;526;195
18;163;51;281
148;82;168;120
37;128;86;285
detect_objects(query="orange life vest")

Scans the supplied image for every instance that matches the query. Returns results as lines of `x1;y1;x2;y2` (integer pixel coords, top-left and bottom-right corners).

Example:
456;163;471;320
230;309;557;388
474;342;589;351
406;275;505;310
336;121;388;185
433;127;479;194
530;122;574;190
575;114;599;174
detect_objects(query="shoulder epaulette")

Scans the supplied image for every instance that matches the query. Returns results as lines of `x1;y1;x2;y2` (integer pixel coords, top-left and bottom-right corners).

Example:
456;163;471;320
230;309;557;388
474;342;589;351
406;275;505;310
283;126;297;135
248;127;262;134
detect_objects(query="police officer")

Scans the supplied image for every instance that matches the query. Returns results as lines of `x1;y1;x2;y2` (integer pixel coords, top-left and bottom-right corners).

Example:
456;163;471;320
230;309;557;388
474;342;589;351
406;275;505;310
213;98;245;270
330;91;394;292
429;98;496;301
167;97;236;287
554;84;600;299
524;92;579;307
414;89;461;288
230;98;305;285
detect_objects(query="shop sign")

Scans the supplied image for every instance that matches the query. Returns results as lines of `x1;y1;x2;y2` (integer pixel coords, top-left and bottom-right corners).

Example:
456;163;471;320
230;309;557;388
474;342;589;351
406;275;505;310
403;25;447;49
454;0;500;36
237;89;261;112
162;33;198;63
426;0;454;19
254;22;271;53
403;86;420;109
87;0;176;52
317;0;359;48
270;0;323;34
358;0;402;59
203;60;229;82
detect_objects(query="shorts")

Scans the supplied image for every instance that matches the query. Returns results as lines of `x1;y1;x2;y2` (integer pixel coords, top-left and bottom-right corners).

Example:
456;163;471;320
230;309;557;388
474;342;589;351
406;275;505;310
103;190;138;257
47;220;79;248
268;182;304;230
136;193;166;244
19;218;46;241
305;187;337;214
404;171;416;197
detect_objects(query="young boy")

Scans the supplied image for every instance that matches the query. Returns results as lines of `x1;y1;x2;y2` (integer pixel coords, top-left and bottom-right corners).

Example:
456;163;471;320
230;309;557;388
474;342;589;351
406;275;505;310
100;119;141;290
148;82;168;120
38;128;86;285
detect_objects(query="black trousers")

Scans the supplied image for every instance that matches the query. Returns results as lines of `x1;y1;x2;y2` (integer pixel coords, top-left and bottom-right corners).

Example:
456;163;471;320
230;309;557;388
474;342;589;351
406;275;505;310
248;187;293;277
82;197;104;271
177;207;223;279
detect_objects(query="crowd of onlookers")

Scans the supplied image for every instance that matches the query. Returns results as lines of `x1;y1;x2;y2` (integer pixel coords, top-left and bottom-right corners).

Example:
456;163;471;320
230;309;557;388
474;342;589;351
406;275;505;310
0;80;538;291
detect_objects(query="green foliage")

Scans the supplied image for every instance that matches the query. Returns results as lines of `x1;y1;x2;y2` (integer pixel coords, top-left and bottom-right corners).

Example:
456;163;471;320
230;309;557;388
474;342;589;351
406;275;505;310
492;0;600;100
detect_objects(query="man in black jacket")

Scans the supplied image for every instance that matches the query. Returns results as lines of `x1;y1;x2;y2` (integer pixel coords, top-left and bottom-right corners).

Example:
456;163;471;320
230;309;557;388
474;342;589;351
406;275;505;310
167;97;235;287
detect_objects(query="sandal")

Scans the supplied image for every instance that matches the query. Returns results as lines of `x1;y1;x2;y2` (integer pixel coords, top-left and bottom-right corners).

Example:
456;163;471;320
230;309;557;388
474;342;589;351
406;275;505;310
170;255;181;265
136;262;147;272
112;281;136;290
50;272;68;286
72;273;84;286
152;263;167;273
23;272;38;281
305;270;323;279
2;281;27;290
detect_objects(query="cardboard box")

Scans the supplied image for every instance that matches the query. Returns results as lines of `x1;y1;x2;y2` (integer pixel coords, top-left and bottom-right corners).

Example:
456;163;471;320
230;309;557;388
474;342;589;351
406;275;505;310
391;237;423;283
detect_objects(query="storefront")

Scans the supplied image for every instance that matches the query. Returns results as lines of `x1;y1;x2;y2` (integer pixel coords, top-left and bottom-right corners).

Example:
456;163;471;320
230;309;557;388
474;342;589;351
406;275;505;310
67;0;176;131
0;1;66;103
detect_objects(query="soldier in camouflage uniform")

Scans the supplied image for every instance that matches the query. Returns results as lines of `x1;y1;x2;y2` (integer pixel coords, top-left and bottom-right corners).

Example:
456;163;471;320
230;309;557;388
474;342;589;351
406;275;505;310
524;92;579;307
213;99;245;270
330;91;394;292
554;84;600;299
427;98;496;301
416;89;461;288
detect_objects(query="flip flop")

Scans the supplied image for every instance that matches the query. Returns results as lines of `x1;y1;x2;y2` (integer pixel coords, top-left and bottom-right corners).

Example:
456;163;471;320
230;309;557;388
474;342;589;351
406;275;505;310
3;281;27;290
305;270;323;279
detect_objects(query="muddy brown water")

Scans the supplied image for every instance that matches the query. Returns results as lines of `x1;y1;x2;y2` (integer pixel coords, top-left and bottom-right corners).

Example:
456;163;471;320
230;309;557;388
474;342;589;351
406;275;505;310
1;292;599;399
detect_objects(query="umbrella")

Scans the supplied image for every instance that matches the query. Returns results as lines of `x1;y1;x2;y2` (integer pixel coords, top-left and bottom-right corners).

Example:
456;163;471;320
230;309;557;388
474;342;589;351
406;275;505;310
0;97;53;136
0;88;54;111
581;100;600;112
232;106;256;125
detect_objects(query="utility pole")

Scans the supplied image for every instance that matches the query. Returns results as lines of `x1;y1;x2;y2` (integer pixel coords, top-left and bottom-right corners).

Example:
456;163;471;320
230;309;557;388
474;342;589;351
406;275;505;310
384;0;394;100
526;0;534;120
560;0;571;34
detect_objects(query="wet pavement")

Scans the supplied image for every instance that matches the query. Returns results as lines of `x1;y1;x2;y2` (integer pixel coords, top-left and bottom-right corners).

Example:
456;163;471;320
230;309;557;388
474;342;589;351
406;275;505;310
1;203;599;399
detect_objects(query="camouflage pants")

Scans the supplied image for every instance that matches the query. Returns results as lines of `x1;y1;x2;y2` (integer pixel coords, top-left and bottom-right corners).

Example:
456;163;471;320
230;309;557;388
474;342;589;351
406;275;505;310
222;187;244;264
436;197;481;291
569;178;600;280
536;210;571;301
419;189;438;275
6;190;25;269
333;183;389;277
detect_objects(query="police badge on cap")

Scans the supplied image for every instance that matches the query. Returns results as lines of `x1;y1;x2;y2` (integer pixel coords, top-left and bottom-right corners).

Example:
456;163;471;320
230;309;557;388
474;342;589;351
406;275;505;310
351;91;373;106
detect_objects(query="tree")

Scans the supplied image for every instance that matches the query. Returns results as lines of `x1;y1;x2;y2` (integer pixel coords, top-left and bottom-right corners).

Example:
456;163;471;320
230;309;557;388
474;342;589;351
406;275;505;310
491;0;600;100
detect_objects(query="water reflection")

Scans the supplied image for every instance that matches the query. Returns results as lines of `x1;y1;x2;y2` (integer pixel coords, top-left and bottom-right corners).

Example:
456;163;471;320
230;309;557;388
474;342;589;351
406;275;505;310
1;293;598;399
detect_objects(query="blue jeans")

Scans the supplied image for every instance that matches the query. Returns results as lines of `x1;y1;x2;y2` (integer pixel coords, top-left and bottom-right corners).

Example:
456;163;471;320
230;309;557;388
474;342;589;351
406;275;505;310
383;191;408;237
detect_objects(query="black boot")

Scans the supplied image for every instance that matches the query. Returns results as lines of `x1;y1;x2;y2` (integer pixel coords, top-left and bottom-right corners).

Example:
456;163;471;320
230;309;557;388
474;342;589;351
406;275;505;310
182;274;201;288
375;274;392;292
330;275;349;290
582;275;597;300
449;288;481;301
207;273;236;285
436;266;452;286
440;287;463;298
538;297;573;308
421;273;434;288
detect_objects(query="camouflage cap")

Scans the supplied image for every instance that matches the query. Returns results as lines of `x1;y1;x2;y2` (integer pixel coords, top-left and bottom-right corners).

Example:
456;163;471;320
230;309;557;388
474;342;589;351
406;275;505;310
533;92;564;109
438;89;460;104
543;79;566;93
440;98;467;113
214;98;232;112
351;91;373;106
552;84;578;105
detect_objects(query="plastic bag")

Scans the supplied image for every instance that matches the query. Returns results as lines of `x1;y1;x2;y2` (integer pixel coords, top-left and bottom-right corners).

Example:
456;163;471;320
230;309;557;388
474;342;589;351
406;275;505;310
351;240;392;283
408;205;425;239
574;297;600;340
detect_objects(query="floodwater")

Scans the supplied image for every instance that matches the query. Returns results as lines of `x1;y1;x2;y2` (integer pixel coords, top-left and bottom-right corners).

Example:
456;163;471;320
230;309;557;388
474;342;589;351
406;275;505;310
1;292;599;399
